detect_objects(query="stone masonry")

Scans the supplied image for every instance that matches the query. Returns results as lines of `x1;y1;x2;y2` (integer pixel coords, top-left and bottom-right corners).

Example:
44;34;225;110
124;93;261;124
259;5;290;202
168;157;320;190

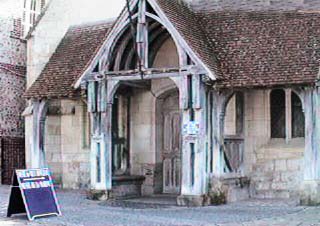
0;0;26;183
0;0;26;139
25;0;124;188
223;89;305;200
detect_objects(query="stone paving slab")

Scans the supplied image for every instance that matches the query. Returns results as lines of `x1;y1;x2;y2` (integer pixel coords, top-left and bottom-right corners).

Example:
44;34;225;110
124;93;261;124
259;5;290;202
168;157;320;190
0;185;319;226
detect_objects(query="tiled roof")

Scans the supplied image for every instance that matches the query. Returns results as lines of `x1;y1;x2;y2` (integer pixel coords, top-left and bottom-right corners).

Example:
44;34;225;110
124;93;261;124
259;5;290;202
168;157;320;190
190;0;320;12
199;11;320;88
25;1;320;99
157;0;320;88
156;0;222;78
24;21;113;99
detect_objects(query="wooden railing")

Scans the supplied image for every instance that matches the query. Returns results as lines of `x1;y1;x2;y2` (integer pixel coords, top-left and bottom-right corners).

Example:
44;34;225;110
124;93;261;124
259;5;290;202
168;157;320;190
223;135;244;173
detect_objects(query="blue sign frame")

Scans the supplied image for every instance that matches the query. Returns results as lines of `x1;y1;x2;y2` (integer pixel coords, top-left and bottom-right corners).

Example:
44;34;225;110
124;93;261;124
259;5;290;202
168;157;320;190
7;168;62;221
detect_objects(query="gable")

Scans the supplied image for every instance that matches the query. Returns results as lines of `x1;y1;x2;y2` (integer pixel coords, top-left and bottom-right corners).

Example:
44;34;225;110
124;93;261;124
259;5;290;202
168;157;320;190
74;0;219;88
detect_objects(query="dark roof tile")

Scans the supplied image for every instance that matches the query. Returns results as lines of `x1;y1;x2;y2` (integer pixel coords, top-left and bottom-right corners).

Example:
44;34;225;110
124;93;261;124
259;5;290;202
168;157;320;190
24;21;113;99
200;11;320;88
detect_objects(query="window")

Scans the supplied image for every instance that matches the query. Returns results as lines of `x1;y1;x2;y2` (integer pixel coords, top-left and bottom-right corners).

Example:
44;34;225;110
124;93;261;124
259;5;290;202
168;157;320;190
224;92;244;136
270;89;305;139
10;18;23;39
22;0;45;38
271;89;286;138
292;92;305;138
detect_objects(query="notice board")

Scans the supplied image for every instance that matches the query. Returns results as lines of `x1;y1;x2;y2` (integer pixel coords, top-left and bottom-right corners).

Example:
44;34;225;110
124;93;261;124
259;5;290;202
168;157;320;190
7;168;62;221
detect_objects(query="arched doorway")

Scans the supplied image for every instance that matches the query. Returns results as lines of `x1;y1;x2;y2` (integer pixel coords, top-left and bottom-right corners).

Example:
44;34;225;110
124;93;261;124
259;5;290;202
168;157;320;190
156;88;181;194
223;92;244;173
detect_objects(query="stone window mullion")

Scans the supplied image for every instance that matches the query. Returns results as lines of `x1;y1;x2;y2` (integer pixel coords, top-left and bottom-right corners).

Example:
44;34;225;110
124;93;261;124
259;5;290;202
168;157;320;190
285;89;292;143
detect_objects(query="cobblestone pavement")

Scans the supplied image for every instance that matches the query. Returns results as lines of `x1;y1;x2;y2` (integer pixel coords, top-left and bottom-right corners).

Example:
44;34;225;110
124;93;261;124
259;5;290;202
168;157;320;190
0;185;320;226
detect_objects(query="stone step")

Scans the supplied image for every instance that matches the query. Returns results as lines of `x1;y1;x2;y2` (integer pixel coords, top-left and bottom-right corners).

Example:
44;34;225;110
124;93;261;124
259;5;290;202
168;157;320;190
256;151;303;161
252;159;302;172
251;189;292;199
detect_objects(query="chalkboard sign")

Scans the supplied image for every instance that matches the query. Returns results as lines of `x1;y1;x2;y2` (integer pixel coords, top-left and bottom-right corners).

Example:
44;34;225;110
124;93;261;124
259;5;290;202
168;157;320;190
7;168;62;221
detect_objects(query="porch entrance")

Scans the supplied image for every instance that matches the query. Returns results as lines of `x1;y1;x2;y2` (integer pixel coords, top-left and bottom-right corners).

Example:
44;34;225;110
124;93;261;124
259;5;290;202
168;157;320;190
158;90;181;194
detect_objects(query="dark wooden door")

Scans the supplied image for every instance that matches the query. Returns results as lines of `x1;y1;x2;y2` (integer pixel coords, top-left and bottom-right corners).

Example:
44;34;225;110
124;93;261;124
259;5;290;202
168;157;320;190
1;137;25;185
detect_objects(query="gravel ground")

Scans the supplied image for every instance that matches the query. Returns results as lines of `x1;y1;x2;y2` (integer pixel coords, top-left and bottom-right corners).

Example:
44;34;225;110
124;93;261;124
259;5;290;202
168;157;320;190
0;185;319;226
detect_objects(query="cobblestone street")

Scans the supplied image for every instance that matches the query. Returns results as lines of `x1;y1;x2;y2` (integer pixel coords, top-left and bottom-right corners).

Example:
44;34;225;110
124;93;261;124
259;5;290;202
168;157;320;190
0;185;319;226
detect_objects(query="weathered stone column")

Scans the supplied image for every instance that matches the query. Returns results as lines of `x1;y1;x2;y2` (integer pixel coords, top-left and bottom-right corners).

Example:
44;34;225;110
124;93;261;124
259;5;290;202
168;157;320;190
31;100;48;168
178;74;207;206
301;86;320;205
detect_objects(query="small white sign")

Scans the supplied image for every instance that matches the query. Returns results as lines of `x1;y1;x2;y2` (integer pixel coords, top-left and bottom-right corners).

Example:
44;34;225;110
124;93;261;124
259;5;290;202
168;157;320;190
183;121;200;135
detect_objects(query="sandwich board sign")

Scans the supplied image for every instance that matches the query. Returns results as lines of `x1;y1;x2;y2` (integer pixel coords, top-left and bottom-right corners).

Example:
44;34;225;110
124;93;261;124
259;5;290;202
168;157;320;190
7;168;62;221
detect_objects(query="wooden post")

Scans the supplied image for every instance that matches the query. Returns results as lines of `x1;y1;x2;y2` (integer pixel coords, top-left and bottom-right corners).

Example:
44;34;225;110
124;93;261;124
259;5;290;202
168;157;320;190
88;81;113;190
301;86;320;205
285;89;292;143
210;91;224;176
137;0;148;69
303;87;320;180
178;74;207;205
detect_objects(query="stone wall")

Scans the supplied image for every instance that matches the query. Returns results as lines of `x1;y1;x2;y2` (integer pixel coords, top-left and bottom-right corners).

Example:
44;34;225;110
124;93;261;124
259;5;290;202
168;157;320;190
0;70;25;138
60;99;90;189
153;38;179;68
44;100;62;185
223;89;305;199
243;90;271;174
130;89;156;195
224;95;236;135
0;0;26;139
0;0;26;184
25;99;90;189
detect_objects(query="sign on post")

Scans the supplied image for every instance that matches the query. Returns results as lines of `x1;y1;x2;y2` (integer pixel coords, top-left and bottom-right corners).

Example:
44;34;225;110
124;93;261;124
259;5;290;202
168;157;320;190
7;168;62;221
183;121;200;135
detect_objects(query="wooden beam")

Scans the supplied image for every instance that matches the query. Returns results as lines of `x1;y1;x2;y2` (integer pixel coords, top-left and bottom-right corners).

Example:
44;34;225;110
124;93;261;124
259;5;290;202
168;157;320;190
121;81;151;89
84;66;203;83
108;66;205;76
74;0;140;88
114;30;132;71
137;0;148;69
